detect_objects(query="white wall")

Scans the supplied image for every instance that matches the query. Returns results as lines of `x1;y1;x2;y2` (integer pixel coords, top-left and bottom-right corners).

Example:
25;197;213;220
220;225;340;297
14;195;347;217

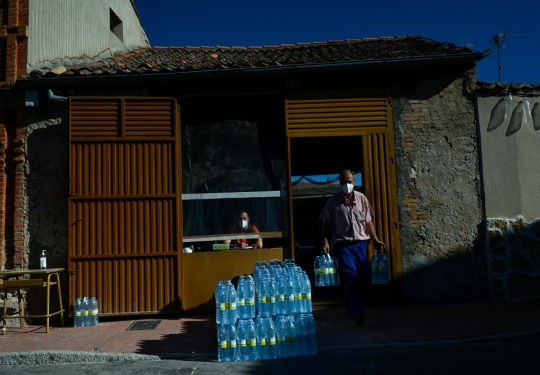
477;95;540;220
27;0;150;72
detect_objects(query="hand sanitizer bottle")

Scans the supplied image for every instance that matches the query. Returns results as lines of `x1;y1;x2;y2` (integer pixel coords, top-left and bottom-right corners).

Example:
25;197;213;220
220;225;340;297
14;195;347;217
40;250;47;270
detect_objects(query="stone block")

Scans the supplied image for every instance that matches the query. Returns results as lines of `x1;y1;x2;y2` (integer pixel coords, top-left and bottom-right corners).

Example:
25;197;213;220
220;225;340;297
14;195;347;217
529;219;540;237
509;251;534;273
507;272;532;298
490;258;507;275
490;277;506;300
490;244;507;257
488;228;503;246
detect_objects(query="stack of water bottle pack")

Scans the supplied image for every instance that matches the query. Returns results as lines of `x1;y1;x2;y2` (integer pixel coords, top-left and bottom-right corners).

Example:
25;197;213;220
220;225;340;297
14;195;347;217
73;296;99;327
215;259;317;362
313;254;340;286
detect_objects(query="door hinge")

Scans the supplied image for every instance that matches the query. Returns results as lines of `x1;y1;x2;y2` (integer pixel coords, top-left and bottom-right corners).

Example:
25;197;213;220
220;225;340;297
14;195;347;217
390;156;396;164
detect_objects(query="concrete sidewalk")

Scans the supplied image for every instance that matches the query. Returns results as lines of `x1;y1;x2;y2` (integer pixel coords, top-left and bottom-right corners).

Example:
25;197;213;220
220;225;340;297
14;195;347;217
1;300;540;365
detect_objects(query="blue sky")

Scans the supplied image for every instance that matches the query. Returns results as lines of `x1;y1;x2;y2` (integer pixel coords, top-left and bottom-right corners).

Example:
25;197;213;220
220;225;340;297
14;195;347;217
133;0;538;84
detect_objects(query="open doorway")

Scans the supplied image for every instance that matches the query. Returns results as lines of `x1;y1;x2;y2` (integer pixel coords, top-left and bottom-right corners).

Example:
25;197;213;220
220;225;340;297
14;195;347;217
290;136;364;305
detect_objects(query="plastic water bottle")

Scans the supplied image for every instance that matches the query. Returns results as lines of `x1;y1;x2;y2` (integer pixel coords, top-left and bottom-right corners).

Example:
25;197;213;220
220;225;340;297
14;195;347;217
256;316;277;360
299;272;312;313
379;254;390;284
74;298;83;327
296;314;309;356
291;270;302;313
215;280;225;324
306;313;317;355
313;256;323;287
82;297;90;326
236;319;257;361
276;314;297;358
371;254;380;284
274;275;284;315
89;297;99;326
281;275;295;315
237;277;247;320
218;324;237;362
238;275;256;320
224;280;237;325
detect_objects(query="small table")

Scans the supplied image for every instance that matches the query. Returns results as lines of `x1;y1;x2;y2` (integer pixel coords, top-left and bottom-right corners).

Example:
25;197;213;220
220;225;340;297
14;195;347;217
1;268;65;333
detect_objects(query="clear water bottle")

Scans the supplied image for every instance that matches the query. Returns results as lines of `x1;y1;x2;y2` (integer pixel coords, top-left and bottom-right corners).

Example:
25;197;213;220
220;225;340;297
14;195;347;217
236;319;257;361
224;280;238;325
379;254;390;284
313;256;323;287
274;275;284;315
276;314;297;358
296;314;309;356
306;313;317;355
89;297;99;326
240;275;256;319
299;272;312;313
325;255;335;286
82;297;90;326
281;275;295;315
291;270;302;313
237;277;247;320
218;323;237;362
215;280;226;324
74;298;83;327
256;316;277;360
371;253;380;284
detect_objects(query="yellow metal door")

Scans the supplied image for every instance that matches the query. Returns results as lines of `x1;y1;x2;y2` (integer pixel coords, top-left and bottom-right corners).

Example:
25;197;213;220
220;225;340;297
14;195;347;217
68;97;183;316
285;96;402;303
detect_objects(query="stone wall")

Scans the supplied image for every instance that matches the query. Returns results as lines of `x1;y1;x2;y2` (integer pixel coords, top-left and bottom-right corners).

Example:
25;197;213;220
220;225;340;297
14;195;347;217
391;69;490;302
487;216;540;301
0;100;69;323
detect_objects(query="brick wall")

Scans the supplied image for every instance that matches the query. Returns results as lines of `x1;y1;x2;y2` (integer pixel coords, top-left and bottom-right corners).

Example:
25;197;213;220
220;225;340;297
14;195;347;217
0;0;29;84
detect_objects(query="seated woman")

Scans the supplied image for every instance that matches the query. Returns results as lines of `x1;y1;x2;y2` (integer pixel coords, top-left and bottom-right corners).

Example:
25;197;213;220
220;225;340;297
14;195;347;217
223;210;263;249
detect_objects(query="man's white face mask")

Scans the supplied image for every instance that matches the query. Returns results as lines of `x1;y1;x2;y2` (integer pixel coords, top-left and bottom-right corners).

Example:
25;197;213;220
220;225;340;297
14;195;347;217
240;219;249;229
341;183;354;195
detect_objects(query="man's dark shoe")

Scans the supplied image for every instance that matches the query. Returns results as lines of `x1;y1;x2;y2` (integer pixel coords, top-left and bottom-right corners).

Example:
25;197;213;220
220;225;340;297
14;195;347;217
354;312;366;325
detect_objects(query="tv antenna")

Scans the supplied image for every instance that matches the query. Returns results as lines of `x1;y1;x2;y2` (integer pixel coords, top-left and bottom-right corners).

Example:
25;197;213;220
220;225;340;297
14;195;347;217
493;29;528;82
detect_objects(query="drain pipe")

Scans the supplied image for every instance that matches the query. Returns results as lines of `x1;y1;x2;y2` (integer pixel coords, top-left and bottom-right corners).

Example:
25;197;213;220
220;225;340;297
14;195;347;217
46;88;67;102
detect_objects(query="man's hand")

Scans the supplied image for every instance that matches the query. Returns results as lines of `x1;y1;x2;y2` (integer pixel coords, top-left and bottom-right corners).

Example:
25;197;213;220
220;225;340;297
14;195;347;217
321;238;330;255
373;240;385;254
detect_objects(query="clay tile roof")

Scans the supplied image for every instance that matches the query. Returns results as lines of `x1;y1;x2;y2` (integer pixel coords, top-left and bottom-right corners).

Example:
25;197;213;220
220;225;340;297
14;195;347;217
26;35;480;79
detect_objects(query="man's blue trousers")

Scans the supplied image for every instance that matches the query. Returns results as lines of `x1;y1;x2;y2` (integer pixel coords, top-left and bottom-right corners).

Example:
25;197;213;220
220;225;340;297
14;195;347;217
333;240;369;318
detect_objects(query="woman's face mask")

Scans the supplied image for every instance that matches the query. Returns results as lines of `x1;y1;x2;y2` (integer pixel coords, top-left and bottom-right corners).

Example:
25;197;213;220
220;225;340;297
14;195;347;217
239;219;249;229
341;183;354;195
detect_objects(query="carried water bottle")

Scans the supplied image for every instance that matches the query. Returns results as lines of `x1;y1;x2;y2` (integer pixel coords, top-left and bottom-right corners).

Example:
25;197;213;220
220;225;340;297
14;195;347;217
218;323;237;362
371;253;380;284
89;297;99;326
379;253;390;284
313;256;323;287
74;298;83;327
82;297;90;326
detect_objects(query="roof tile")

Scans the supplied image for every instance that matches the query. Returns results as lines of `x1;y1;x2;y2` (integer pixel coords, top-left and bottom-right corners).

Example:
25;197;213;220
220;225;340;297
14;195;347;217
27;35;477;79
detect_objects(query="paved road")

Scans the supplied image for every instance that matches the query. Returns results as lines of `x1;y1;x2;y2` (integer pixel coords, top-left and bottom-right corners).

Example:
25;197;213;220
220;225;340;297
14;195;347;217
3;336;540;375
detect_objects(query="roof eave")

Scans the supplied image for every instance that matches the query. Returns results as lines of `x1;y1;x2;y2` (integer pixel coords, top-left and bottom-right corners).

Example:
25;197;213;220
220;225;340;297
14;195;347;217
15;49;491;89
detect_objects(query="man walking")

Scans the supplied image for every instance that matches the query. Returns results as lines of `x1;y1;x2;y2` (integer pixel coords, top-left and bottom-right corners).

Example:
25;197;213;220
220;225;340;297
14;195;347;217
319;169;385;325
